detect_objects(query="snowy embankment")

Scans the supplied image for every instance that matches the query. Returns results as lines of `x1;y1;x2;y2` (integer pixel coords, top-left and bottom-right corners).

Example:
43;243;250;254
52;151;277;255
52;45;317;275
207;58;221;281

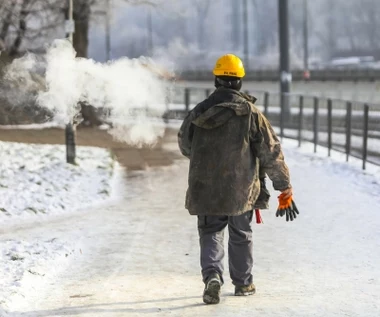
0;141;116;222
0;141;121;314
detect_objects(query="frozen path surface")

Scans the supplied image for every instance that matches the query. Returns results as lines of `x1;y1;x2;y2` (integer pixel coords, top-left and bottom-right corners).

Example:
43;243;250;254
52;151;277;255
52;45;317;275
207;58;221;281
4;140;380;317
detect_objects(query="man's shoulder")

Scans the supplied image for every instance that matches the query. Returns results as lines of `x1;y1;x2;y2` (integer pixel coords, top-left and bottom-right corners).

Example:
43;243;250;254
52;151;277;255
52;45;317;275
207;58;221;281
246;101;263;117
236;92;260;115
191;96;215;117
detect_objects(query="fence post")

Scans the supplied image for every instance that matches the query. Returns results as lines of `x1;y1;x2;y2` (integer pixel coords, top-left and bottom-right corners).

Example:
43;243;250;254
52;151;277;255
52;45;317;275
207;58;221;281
327;99;332;157
65;123;76;164
205;88;210;98
345;101;352;162
184;88;190;112
362;104;369;170
264;92;269;117
298;95;304;147
313;96;319;153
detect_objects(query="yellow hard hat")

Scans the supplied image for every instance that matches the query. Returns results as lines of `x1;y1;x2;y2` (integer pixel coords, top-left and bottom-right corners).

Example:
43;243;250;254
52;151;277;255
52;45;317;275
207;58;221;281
213;54;245;78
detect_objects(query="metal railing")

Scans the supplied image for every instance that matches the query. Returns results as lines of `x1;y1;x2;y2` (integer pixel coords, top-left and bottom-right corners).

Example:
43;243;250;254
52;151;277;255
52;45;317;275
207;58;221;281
260;92;379;170
165;87;380;169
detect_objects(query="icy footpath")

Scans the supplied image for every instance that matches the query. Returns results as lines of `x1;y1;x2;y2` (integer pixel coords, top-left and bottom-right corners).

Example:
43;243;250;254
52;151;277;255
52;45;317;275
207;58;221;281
0;141;120;315
0;239;75;317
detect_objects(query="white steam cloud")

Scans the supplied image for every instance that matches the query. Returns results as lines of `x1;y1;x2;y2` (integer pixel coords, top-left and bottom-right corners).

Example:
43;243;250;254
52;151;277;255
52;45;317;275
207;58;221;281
5;39;172;147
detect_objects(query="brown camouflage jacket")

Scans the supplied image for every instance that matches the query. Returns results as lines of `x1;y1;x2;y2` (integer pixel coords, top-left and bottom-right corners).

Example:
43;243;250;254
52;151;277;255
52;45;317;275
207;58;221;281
178;87;291;216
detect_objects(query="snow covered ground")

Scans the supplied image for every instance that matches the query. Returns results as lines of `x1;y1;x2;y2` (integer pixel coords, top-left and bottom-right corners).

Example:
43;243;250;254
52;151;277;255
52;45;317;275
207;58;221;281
0;141;116;223
0;141;121;315
1;138;379;316
0;123;65;130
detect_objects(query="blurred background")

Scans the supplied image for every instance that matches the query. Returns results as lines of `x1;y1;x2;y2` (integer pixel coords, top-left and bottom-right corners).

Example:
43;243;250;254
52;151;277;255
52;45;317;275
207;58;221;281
0;0;380;71
0;0;379;168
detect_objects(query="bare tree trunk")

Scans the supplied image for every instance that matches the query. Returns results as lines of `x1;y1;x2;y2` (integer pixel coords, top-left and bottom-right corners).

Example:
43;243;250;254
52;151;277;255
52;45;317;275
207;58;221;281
367;3;378;50
63;0;90;58
63;0;99;126
0;1;16;42
326;2;337;59
231;1;240;49
342;3;358;52
73;12;89;57
9;0;31;56
63;0;89;58
197;20;204;51
72;1;101;125
195;1;210;50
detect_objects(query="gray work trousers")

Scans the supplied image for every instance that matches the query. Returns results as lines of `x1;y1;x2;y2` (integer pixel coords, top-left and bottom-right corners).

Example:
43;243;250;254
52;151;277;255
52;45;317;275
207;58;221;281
197;211;253;286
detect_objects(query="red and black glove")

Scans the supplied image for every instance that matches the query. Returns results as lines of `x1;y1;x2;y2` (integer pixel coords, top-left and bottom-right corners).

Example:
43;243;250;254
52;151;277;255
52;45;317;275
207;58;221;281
276;190;299;222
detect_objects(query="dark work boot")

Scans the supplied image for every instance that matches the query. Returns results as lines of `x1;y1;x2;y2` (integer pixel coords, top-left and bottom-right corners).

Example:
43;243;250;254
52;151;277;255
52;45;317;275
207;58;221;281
235;283;256;296
203;273;222;304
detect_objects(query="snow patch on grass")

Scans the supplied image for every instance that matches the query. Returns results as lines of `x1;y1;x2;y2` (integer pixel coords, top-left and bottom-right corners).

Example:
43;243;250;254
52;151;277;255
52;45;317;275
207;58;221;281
0;122;64;130
0;141;116;225
0;238;78;312
0;141;123;313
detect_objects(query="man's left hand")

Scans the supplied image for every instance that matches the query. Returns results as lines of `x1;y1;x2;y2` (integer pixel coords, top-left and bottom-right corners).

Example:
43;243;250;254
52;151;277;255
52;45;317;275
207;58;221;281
276;191;299;221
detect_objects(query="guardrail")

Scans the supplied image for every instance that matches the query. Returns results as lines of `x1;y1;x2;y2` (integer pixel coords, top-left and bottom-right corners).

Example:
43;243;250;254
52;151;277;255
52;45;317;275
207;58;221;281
179;69;380;82
165;87;380;169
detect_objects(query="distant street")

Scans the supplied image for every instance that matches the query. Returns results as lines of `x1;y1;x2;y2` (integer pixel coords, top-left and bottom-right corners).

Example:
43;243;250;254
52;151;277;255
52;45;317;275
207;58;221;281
178;81;380;104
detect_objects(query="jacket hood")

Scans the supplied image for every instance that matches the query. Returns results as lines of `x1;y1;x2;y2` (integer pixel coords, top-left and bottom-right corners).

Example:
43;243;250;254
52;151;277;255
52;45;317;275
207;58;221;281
192;87;257;129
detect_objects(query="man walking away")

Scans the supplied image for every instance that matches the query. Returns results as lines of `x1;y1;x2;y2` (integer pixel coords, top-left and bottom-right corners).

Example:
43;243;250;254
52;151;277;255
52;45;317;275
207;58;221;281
178;54;299;304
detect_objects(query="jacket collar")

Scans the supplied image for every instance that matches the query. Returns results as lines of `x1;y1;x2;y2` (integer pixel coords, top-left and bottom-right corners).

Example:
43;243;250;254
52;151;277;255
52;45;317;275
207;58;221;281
213;87;257;104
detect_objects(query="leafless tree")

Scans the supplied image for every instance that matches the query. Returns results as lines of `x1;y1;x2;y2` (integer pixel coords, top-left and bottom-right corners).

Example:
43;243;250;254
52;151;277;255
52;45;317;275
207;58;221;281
193;0;211;51
0;0;67;57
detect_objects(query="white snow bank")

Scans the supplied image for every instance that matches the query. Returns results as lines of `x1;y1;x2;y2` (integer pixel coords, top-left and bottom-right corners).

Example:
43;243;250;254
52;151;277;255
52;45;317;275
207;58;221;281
0;141;116;225
0;141;123;314
0;238;77;315
0;122;64;130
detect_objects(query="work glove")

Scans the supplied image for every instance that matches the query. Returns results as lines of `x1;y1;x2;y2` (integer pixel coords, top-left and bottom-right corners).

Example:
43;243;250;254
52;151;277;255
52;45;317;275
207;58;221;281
276;189;299;222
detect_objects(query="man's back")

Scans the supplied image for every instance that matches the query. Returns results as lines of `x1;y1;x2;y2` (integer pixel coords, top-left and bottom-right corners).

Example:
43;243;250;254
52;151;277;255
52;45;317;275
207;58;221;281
180;87;261;216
